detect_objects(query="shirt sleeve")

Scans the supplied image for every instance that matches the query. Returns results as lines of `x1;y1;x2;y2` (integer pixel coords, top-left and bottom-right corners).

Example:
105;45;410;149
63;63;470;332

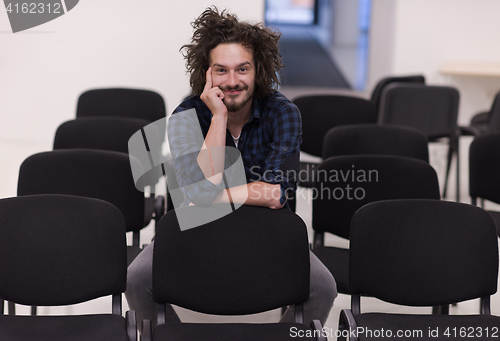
167;107;227;207
259;100;302;205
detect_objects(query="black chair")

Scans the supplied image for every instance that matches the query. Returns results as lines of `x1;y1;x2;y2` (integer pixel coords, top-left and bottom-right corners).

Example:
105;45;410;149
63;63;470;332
339;199;500;341
142;205;326;341
0;194;136;341
469;133;500;237
76;88;167;143
369;74;425;114
378;83;460;201
292;94;377;190
18;149;146;266
312;156;440;295
322;124;429;162
53;116;165;226
462;91;500;136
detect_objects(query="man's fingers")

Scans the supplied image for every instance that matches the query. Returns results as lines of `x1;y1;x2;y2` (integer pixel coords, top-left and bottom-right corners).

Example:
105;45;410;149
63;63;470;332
204;67;213;90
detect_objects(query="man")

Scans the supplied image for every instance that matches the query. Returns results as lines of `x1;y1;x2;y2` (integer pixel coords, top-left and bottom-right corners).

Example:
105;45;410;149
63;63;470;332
126;6;337;327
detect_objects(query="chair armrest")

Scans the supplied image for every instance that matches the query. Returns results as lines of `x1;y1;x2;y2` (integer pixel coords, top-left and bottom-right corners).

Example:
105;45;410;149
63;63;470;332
310;320;327;341
339;309;358;341
126;310;137;341
459;125;483;137
141;319;152;341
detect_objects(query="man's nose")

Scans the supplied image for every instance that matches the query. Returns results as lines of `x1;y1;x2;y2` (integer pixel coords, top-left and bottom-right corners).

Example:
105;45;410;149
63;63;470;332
226;71;238;88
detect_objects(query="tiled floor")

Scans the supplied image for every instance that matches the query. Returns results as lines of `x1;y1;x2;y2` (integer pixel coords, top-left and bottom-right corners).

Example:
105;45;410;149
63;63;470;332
1;89;499;339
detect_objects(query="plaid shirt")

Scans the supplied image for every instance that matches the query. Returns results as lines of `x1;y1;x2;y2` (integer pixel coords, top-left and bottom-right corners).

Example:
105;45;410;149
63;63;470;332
167;91;302;209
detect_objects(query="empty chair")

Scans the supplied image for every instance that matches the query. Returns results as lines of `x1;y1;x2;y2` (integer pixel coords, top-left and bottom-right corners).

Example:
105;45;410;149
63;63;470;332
312;156;440;295
76;88;167;143
142;205;325;341
0;194;136;341
369;74;425;114
339;199;500;341
18;149;146;266
53;116;165;223
322;124;429;162
469;133;500;237
379;83;460;201
54;116;152;153
462;91;500;136
293;94;377;189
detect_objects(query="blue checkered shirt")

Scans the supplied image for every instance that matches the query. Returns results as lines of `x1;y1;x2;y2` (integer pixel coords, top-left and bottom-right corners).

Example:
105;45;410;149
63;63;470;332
167;91;302;209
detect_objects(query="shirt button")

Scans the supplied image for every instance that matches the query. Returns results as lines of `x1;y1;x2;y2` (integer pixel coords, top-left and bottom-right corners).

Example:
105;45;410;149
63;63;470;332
283;147;288;151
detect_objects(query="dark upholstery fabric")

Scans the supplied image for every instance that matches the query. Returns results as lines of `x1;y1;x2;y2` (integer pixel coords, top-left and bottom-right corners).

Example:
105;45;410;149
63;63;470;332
312;246;349;294
17;149;145;233
76;88;166;141
312;155;440;238
469;133;500;203
370;75;425;114
54;116;151;154
378;83;459;140
154;322;317;341
0;195;127;306
153;205;310;315
349;200;499;306
293;95;376;157
355;313;500;341
0;314;129;341
298;161;320;188
322;124;429;162
487;211;500;237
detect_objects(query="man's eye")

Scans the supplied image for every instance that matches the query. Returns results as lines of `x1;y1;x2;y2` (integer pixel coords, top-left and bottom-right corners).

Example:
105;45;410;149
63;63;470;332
216;69;226;73
239;68;247;72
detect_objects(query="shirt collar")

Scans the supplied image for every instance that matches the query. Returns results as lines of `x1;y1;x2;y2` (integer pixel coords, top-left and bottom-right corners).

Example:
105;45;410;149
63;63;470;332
247;97;262;124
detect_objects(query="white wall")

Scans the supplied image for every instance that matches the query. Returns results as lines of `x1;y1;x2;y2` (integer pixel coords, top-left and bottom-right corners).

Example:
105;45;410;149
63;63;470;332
369;0;500;123
0;0;264;142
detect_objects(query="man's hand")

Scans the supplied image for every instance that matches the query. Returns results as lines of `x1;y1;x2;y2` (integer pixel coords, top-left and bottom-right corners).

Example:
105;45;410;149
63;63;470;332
200;67;227;117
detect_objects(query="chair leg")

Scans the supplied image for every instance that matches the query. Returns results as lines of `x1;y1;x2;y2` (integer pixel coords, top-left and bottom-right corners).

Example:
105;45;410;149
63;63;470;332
442;141;454;199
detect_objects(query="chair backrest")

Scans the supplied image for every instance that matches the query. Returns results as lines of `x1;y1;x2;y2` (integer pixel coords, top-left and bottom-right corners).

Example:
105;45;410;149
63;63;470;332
76;88;166;141
370;75;425;114
488;91;500;132
54;117;152;154
18;149;145;233
312;155;440;239
0;195;127;306
322;124;429;162
379;83;459;140
469;133;500;204
293;95;376;157
349;199;499;306
153;205;310;315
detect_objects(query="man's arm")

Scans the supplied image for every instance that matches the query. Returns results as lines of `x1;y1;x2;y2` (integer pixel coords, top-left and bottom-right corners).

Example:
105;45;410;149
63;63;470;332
212;181;285;210
197;67;227;185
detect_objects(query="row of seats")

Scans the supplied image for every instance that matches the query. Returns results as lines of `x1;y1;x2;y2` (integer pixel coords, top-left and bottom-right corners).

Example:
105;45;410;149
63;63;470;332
2;83;500;340
295;75;500;207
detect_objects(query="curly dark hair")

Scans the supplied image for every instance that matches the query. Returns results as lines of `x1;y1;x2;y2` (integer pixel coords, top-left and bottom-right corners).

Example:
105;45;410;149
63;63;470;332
181;7;284;100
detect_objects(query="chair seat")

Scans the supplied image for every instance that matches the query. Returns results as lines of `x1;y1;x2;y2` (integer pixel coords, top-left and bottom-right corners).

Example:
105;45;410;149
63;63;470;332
354;313;500;340
312;246;349;294
487;210;500;237
153;322;318;341
0;314;129;341
299;161;319;188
